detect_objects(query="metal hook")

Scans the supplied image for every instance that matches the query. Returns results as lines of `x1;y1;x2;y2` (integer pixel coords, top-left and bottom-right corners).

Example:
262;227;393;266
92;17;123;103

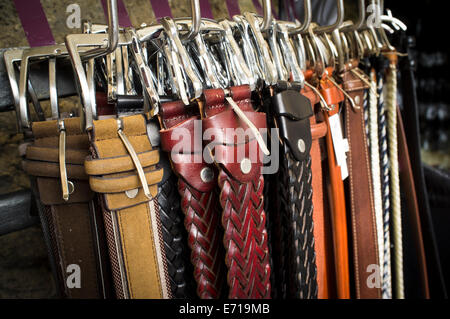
260;0;273;32
82;0;119;59
341;0;365;32
180;0;201;42
289;0;311;35
314;0;344;34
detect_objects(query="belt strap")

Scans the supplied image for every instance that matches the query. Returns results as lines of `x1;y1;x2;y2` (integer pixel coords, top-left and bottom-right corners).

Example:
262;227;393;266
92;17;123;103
201;85;271;298
385;53;404;298
24;117;111;299
269;86;318;298
375;63;393;298
367;69;386;296
302;85;333;299
341;61;381;299
319;77;351;299
397;106;430;298
157;150;197;298
399;37;445;298
159;100;226;299
86;114;168;299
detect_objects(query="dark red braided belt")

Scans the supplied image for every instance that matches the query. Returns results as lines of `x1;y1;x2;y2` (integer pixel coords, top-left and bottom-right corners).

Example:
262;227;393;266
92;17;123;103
159;100;226;299
200;85;271;299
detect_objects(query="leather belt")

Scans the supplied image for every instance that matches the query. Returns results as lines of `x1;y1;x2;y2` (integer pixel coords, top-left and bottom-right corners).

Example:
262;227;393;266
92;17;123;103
200;85;271;299
267;84;318;299
302;85;334;299
157;149;197;298
159;100;226;299
23;117;112;298
398;37;446;298
341;60;381;299
397;106;430;298
318;75;351;299
85;114;168;299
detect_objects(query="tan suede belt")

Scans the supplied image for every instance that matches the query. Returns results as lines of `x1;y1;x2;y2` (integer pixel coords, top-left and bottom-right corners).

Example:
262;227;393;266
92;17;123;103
341;61;382;299
23;117;112;299
85;114;169;299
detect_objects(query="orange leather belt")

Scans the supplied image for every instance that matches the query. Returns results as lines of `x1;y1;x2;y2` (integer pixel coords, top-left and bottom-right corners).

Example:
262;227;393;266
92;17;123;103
85;114;168;299
341;61;381;298
24;117;112;298
319;74;351;299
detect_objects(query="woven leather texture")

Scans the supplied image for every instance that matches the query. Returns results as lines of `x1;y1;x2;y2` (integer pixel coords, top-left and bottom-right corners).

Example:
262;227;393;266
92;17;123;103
158;172;196;299
218;170;271;299
263;173;278;299
277;145;318;298
178;179;226;299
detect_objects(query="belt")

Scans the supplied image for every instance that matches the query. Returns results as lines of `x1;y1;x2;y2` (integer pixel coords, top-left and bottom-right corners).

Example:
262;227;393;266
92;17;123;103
157;149;197;298
85;114;168;298
301;85;333;299
159;100;226;299
397;106;430;298
375;60;393;299
319;74;351;299
385;53;404;298
23;117;112;298
200;85;271;298
341;60;381;299
398;35;443;298
267;83;318;298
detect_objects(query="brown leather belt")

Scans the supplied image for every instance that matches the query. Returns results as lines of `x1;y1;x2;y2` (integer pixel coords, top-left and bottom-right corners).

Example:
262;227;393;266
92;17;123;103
159;100;226;299
24;117;112;298
397;107;430;298
200;85;271;298
341;61;381;299
85;114;168;298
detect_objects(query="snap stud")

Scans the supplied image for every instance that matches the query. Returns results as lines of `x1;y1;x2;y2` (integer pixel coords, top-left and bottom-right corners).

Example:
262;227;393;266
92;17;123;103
200;167;214;183
298;139;306;153
125;188;139;199
240;158;252;174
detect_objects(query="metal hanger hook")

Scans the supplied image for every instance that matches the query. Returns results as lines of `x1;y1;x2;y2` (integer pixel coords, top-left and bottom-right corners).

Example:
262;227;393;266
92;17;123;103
180;0;201;42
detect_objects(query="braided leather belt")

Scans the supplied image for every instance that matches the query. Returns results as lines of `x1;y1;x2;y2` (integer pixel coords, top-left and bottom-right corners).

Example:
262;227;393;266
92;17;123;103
265;84;318;299
23;117;112;298
302;85;334;299
157;151;197;298
85;114;169;298
159;100;226;299
200;85;271;299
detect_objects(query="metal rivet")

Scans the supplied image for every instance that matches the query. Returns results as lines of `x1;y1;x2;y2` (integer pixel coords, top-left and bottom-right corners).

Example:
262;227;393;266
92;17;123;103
297;139;306;153
125;188;139;199
240;158;251;174
354;95;360;105
200;167;214;183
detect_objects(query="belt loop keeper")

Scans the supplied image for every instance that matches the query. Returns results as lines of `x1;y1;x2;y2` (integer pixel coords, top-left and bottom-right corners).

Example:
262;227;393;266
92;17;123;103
116;117;152;200
58;119;74;201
